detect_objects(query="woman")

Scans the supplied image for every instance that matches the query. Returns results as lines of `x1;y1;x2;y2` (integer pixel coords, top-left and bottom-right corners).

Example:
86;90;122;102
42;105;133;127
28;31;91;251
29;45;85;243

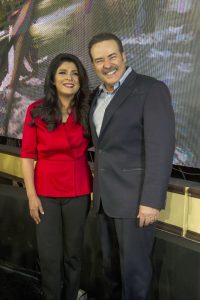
21;53;92;300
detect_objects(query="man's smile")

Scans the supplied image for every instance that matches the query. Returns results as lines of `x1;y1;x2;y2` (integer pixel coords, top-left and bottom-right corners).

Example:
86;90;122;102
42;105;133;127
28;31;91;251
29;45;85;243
102;66;118;76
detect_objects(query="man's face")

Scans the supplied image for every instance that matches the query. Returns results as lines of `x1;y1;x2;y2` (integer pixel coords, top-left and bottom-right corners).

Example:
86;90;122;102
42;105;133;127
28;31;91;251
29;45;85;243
90;39;126;92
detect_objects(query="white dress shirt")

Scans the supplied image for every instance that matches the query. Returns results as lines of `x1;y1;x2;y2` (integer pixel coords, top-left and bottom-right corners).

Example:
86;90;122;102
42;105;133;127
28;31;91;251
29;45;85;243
93;67;132;136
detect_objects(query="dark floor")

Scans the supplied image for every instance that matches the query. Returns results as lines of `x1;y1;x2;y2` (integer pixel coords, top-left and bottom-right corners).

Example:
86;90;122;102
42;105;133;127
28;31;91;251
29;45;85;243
1;237;200;300
0;266;95;300
0;266;42;300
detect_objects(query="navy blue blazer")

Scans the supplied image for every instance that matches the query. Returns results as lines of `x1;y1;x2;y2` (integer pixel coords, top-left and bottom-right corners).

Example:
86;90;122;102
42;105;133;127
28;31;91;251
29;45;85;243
89;70;175;218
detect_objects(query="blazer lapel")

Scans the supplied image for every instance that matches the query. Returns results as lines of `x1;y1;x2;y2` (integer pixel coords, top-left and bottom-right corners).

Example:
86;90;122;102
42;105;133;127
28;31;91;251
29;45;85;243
98;70;137;140
89;90;99;145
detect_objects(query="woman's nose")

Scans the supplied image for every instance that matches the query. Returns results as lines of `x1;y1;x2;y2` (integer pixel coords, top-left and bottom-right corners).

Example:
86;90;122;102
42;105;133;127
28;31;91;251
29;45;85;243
65;74;73;80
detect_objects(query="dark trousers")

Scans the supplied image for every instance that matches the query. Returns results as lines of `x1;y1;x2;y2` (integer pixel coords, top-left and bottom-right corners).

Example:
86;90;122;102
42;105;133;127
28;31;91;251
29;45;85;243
98;205;155;300
36;195;90;300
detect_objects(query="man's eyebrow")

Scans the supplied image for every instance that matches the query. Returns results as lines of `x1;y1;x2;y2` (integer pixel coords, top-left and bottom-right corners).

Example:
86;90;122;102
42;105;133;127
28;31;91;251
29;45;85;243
108;52;117;57
94;52;117;61
94;57;103;61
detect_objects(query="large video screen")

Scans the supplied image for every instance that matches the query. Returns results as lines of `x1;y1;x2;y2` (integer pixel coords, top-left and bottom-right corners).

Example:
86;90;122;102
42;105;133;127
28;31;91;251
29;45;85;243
0;0;199;168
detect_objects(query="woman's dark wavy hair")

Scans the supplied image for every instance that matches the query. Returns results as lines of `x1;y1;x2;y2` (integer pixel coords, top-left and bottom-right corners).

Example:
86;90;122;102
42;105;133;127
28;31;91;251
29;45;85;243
31;53;90;136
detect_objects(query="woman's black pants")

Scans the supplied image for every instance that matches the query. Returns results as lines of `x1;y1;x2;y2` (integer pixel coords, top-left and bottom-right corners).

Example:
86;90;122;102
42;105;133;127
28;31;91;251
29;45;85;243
36;195;90;300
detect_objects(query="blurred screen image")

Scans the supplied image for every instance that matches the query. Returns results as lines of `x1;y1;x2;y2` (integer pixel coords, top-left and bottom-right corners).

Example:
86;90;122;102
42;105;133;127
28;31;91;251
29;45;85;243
0;0;200;167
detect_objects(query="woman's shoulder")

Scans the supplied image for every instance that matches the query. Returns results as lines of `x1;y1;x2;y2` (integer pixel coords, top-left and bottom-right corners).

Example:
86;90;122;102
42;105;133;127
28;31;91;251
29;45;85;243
28;99;44;111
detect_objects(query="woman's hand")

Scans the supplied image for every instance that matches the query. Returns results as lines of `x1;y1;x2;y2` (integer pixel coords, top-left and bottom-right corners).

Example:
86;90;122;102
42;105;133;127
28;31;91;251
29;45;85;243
21;158;44;224
28;195;44;224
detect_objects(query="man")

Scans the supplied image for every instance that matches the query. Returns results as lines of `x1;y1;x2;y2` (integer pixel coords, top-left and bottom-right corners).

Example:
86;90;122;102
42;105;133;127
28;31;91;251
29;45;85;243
88;32;175;300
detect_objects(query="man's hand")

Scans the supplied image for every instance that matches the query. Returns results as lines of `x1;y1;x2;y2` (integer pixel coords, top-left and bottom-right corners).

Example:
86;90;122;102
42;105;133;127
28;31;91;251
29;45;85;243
137;205;159;227
28;195;44;224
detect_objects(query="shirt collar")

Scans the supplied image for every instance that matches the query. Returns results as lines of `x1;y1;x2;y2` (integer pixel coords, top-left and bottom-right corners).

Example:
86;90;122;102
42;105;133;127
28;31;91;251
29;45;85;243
98;66;132;95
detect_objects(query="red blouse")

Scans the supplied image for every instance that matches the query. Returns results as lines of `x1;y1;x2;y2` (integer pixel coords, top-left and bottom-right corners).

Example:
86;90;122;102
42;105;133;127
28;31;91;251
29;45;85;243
20;100;92;197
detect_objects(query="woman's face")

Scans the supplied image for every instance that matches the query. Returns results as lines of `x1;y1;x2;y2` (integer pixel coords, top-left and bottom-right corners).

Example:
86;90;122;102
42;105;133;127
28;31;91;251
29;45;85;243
53;61;80;98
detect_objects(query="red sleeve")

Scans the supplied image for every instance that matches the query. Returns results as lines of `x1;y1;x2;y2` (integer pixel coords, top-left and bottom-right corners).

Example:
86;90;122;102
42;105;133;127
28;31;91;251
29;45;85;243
20;103;37;159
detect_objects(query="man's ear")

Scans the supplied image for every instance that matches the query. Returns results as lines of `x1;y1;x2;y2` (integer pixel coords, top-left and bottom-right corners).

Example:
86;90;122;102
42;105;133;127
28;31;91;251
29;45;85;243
122;52;126;63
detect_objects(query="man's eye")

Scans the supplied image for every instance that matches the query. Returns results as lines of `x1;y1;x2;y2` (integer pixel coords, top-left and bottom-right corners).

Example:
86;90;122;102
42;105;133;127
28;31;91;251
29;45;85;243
110;55;116;60
95;60;103;64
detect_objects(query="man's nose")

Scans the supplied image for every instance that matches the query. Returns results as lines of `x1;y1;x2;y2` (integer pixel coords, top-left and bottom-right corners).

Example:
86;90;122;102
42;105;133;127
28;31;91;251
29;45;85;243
103;59;112;69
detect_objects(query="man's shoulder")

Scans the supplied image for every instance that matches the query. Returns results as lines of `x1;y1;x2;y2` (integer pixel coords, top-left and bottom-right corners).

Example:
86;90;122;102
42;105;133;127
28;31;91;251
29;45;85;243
135;73;158;87
121;69;160;91
134;73;168;94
